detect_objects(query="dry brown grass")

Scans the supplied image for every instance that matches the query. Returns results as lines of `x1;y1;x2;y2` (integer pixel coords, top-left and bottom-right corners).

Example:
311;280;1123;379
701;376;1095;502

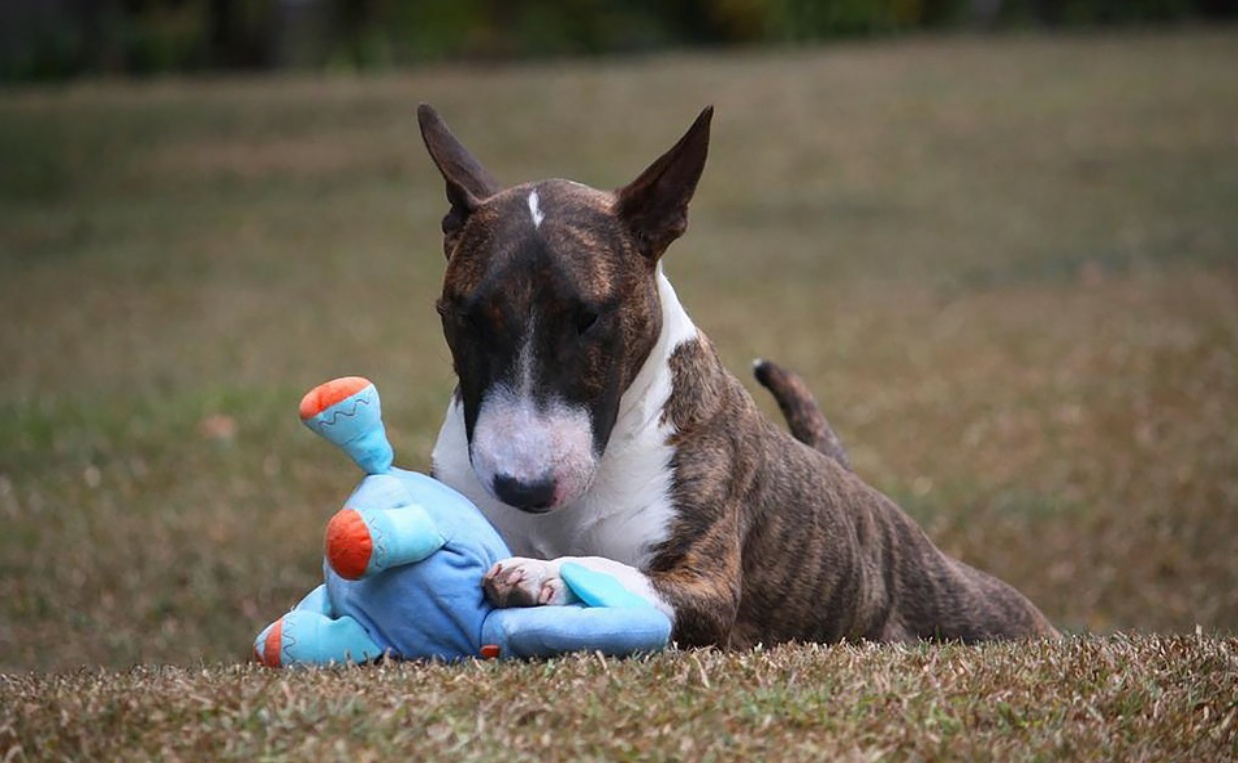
2;637;1235;762
1;27;1236;760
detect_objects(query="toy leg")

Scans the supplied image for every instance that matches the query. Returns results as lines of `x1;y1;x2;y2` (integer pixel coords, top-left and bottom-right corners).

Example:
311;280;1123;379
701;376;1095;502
299;377;394;475
254;587;385;668
324;503;444;580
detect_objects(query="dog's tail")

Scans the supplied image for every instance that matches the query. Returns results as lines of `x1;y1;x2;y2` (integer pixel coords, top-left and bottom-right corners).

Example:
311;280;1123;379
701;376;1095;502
753;359;851;471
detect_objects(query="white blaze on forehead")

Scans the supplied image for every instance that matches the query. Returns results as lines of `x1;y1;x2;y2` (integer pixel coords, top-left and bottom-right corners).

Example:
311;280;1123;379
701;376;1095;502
515;316;537;397
527;189;545;229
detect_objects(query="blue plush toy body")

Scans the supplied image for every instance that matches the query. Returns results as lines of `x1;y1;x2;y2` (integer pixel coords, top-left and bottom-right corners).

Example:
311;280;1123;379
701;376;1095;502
254;377;671;667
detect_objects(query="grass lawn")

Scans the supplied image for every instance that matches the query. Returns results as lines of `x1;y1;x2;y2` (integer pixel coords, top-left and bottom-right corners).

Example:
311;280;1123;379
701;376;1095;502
2;28;1236;760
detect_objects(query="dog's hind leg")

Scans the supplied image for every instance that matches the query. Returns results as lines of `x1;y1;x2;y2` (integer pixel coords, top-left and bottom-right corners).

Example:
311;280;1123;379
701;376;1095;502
753;360;851;470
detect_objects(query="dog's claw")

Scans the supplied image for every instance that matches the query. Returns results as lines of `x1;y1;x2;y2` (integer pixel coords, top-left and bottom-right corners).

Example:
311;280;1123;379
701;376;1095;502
483;561;539;608
538;576;570;605
483;563;500;584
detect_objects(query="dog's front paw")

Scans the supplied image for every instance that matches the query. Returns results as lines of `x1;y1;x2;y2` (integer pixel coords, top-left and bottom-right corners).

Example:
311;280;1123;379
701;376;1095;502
483;558;577;608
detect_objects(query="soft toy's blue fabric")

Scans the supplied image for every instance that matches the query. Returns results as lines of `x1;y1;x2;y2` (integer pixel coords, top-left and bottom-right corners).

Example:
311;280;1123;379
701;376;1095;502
253;378;671;667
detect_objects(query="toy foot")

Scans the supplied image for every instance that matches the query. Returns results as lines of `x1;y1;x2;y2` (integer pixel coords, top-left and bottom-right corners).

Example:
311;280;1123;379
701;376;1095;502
483;558;578;608
254;610;384;668
291;584;334;616
325;504;444;580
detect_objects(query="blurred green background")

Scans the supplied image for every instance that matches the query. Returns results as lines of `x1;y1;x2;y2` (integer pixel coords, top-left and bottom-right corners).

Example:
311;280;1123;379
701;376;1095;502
3;0;1236;81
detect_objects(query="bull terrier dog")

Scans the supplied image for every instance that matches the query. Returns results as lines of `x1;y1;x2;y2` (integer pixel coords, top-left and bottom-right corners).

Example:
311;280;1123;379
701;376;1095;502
418;104;1058;647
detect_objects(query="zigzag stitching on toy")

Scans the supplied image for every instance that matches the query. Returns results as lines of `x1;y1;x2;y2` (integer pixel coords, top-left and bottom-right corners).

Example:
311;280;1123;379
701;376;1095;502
369;516;388;571
317;395;374;427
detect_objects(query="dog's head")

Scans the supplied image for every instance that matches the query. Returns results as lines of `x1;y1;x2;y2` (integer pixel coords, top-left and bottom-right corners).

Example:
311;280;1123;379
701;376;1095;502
418;104;711;513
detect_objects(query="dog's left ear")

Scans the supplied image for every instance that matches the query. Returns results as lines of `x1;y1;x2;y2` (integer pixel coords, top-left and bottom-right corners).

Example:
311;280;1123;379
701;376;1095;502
616;106;713;261
418;104;502;258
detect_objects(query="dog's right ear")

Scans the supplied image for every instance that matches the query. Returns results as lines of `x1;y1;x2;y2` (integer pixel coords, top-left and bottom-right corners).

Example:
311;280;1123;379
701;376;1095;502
418;104;502;258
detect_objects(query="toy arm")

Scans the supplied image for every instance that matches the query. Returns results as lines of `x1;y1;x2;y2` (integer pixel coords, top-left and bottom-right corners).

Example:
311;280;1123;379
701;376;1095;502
325;475;447;580
480;605;671;660
478;562;672;659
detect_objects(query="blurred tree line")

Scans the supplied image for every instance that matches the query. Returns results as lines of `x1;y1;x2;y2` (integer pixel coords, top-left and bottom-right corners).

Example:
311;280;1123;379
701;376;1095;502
2;0;1235;81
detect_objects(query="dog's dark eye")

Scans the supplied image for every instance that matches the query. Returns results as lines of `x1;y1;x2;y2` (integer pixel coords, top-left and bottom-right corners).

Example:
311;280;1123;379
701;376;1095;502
575;308;600;336
437;300;486;335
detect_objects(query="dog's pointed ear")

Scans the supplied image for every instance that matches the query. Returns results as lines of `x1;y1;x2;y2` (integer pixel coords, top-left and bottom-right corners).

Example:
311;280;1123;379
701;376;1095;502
616;106;713;261
418;104;502;258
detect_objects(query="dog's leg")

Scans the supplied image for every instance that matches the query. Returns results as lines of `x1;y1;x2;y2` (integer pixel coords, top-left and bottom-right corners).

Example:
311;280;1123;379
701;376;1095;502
484;554;745;648
483;557;674;617
753;359;851;470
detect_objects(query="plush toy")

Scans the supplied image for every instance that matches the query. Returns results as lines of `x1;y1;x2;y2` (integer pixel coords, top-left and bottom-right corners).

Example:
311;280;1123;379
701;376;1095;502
253;377;671;667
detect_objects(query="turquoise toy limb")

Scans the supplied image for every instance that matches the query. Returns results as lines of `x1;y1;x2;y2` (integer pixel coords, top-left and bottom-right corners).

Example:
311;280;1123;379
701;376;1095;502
301;379;393;475
325;500;446;579
254;585;385;668
292;583;335;616
256;610;385;668
560;562;661;609
480;605;672;659
475;564;671;659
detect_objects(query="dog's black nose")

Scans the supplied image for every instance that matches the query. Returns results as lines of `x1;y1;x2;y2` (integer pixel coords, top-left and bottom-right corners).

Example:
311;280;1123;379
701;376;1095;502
493;474;557;512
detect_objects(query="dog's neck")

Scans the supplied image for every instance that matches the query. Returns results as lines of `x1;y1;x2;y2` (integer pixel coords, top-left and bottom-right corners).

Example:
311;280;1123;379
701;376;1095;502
614;265;699;441
431;266;698;565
